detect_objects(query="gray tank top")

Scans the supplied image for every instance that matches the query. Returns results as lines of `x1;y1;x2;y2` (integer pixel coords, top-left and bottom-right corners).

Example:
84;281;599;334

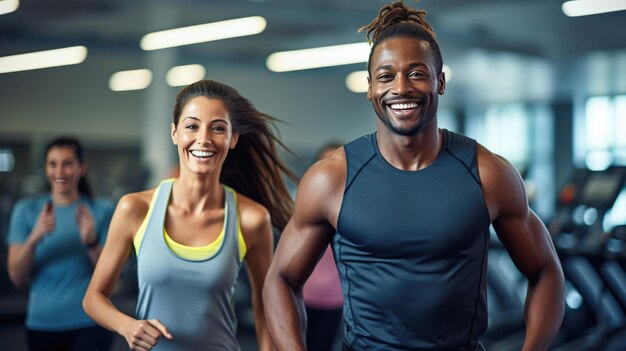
135;180;242;350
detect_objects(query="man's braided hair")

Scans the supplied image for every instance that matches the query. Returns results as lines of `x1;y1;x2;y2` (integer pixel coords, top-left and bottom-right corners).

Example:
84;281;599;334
359;1;443;75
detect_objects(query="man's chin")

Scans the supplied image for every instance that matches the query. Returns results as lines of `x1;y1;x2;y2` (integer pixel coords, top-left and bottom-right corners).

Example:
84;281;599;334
376;113;431;136
387;121;422;136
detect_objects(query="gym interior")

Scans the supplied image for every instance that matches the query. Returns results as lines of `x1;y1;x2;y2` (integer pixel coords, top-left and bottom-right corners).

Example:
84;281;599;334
1;1;626;350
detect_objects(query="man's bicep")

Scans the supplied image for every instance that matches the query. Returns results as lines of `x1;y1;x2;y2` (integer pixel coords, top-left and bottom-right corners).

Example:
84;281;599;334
489;157;556;278
494;209;557;280
272;155;344;287
274;209;335;289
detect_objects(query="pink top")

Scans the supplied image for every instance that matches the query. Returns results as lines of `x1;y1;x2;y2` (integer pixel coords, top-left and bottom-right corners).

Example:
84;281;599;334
303;245;344;309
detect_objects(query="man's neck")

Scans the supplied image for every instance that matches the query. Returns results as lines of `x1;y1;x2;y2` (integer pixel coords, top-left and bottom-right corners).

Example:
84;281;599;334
375;122;442;171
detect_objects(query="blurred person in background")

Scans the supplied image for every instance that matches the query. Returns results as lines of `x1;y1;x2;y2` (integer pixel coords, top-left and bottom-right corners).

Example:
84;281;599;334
83;79;297;351
7;136;114;351
303;142;344;351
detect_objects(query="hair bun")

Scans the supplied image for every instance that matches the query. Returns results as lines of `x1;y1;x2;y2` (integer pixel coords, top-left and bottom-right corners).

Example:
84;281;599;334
359;1;434;45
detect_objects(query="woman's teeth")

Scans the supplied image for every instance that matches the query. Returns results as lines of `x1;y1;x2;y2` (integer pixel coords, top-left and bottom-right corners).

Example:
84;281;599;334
191;150;215;158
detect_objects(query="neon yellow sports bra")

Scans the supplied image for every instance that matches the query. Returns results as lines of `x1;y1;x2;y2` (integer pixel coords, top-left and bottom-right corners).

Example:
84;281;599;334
133;181;247;262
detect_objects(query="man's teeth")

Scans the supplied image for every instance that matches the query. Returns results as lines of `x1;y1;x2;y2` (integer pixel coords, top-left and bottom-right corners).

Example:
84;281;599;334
191;150;215;157
390;102;419;110
55;178;67;183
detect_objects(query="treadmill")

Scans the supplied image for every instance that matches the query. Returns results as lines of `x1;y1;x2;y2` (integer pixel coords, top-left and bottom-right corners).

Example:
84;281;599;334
552;166;626;351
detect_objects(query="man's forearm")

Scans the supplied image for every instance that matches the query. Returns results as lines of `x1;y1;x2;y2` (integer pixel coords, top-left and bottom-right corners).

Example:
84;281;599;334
263;274;308;351
522;265;565;351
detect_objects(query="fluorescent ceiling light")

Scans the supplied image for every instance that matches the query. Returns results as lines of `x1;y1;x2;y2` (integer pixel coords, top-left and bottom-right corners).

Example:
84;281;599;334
0;46;87;74
109;69;153;91
345;70;369;93
267;42;370;72
562;0;626;17
345;64;453;94
0;0;19;15
141;16;266;51
166;64;206;87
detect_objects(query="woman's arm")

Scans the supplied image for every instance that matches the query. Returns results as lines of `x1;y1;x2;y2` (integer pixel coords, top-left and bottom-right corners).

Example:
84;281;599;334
239;195;275;351
7;202;55;288
83;192;172;351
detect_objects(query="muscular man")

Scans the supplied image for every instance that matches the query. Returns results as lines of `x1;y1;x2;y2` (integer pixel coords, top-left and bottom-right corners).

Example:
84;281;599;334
263;2;564;350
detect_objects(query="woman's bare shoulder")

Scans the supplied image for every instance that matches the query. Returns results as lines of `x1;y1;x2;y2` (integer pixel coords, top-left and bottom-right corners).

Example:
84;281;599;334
115;188;156;221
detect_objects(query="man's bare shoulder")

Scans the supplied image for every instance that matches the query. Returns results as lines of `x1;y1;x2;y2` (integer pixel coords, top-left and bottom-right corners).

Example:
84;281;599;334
476;143;527;220
301;146;347;193
290;146;347;226
476;143;520;186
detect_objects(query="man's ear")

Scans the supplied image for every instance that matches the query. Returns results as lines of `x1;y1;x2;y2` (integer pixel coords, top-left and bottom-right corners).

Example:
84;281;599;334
367;75;372;100
438;71;446;95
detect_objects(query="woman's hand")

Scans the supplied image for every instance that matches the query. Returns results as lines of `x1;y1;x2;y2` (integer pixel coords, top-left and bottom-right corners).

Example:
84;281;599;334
76;204;97;246
31;202;55;244
120;319;173;351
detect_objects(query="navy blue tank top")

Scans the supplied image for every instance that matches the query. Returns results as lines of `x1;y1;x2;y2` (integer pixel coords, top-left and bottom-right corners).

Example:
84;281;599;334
335;130;490;350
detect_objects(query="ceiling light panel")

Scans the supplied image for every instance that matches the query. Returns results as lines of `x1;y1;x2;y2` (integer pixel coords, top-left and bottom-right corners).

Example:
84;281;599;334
0;46;87;74
0;0;19;15
345;70;369;93
562;0;626;17
141;16;267;51
166;64;206;86
267;42;370;72
109;69;153;91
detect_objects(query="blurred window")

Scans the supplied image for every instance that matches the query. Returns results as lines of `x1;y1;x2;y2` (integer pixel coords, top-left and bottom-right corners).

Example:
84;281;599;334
466;103;555;218
581;95;626;170
473;103;530;170
438;108;458;133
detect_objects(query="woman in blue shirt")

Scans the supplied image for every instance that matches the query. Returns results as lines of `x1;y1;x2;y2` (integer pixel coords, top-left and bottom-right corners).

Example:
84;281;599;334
7;136;114;351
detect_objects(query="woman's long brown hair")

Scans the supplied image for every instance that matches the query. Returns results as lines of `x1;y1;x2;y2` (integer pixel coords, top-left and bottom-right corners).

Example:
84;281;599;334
173;80;297;231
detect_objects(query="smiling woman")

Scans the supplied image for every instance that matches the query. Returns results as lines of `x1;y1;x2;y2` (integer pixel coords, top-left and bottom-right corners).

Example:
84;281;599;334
6;136;114;351
172;98;236;176
83;79;297;351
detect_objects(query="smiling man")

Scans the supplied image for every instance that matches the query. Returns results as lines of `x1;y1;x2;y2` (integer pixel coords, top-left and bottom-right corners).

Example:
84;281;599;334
263;2;565;351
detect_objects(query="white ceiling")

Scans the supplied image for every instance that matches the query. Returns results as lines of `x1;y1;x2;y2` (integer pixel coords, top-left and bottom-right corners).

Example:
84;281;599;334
1;0;625;154
2;0;625;67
